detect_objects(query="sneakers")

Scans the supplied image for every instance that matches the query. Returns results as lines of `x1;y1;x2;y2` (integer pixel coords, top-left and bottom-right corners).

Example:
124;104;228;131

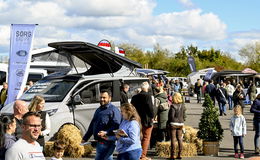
255;147;260;154
234;153;239;158
239;153;244;159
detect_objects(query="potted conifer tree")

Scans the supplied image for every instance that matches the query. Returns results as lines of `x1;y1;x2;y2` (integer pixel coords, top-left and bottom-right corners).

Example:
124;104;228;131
197;94;224;156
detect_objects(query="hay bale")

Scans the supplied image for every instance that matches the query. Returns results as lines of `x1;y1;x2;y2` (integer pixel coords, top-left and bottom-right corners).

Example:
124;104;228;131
83;144;94;156
44;124;93;158
156;141;197;158
44;141;54;157
183;126;203;154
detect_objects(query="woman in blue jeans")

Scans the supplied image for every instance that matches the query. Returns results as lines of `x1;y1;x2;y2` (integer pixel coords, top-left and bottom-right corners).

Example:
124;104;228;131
250;94;260;154
114;103;142;160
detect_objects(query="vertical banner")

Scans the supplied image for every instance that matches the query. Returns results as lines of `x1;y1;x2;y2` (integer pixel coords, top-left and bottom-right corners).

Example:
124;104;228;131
6;24;37;105
187;56;197;72
204;69;214;81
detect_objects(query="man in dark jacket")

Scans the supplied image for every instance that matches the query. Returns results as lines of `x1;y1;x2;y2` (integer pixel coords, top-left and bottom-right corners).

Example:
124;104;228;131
82;90;121;160
205;80;216;105
131;81;154;160
120;83;129;105
13;100;28;139
216;83;228;116
250;94;260;154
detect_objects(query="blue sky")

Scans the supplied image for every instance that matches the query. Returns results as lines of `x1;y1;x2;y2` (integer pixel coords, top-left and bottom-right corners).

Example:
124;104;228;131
0;0;259;62
154;0;260;31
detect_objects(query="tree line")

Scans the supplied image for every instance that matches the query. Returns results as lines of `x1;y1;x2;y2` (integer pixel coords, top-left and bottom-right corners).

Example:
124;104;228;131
117;42;260;77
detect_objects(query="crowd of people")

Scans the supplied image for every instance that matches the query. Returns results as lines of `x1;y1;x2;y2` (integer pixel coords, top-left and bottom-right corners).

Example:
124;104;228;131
81;80;187;160
0;82;56;160
0;77;259;160
193;78;260;159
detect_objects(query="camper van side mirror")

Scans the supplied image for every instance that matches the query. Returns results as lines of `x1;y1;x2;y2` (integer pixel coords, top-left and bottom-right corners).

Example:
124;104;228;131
74;94;81;103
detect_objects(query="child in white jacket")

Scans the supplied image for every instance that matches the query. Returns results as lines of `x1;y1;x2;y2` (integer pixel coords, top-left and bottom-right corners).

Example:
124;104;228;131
230;105;246;159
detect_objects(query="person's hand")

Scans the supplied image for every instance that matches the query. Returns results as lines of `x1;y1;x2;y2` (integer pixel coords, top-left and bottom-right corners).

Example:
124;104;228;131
98;131;108;140
81;139;86;143
242;134;245;137
115;133;120;139
98;131;107;137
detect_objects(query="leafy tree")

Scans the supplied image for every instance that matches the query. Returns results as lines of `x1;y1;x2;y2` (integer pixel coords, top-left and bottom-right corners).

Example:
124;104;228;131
119;43;148;65
117;42;245;76
239;41;260;72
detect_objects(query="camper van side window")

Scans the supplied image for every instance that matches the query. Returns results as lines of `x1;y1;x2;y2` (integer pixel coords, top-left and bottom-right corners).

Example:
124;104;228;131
80;85;97;104
79;81;113;104
124;80;146;99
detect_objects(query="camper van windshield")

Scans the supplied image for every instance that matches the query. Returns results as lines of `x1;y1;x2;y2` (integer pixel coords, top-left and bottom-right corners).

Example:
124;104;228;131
20;79;76;102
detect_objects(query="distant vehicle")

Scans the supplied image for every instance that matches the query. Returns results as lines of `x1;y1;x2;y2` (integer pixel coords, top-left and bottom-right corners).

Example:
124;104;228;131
187;68;216;85
211;70;260;104
0;63;47;90
136;68;169;83
167;76;187;82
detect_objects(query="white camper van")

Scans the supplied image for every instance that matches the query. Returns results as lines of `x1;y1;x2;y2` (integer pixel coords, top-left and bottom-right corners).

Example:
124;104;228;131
0;41;147;141
187;68;216;85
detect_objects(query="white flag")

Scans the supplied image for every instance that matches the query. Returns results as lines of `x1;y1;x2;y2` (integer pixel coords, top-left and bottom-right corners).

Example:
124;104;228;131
6;24;37;105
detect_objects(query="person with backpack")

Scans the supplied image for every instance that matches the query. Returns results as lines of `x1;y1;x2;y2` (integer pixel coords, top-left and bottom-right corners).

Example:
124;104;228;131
154;86;169;142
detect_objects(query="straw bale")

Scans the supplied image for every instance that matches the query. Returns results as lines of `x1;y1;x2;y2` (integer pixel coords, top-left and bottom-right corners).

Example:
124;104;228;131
83;144;94;156
183;126;203;154
44;124;93;158
156;141;197;158
44;141;54;157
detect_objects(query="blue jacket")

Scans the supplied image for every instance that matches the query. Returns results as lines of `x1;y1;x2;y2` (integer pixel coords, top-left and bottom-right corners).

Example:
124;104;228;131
205;83;216;97
83;103;122;142
116;120;142;154
250;98;260;121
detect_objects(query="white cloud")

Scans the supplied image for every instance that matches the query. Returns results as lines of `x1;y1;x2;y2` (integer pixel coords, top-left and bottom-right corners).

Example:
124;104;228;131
153;9;227;40
0;0;257;64
56;0;155;17
0;26;10;47
177;0;195;8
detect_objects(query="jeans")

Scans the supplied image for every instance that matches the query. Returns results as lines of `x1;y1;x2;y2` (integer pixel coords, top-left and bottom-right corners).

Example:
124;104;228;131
227;95;233;110
233;136;244;153
95;141;116;160
218;102;226;115
117;148;142;160
140;125;153;159
254;119;260;149
197;92;202;103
